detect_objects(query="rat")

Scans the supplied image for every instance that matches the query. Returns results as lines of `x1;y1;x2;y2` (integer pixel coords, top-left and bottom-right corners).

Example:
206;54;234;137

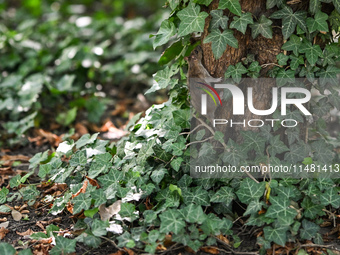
185;45;222;122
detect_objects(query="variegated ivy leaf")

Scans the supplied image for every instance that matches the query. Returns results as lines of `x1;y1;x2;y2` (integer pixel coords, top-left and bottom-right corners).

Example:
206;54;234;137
281;34;302;56
300;219;320;240
265;196;297;225
320;186;340;208
266;0;285;9
270;6;307;39
152;20;176;49
218;0;242;16
236;178;266;204
230;12;254;34
333;0;340;13
263;225;288;246
309;0;321;14
177;2;209;37
306;11;329;33
210;186;235;205
250;15;273;39
210;10;229;30
159;209;186;234
204;29;238;59
224;62;247;83
299;40;323;66
194;0;214;6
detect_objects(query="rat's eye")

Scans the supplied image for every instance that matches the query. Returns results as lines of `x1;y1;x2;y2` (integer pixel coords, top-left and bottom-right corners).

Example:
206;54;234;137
194;49;199;54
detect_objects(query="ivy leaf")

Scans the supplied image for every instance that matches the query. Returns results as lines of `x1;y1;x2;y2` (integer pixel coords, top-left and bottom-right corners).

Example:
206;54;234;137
75;133;98;149
309;0;321;14
210;10;229;30
137;139;156;162
210;186;235;204
301;197;324;219
299;40;323;66
173;109;190;129
250;15;273;39
263;226;288;246
317;65;340;86
153;20;176;49
72;193;92;214
306;11;329;33
230;12;254;34
159;209;186;234
268;135;289;157
194;0;214;6
150;167;167;184
180;204;206;224
284;141;311;164
50;236;76;255
276;53;289;66
244;200;265;216
204;29;238;59
183;187;210;206
312;140;335;165
290;55;304;70
146;66;176;94
241;131;266;154
266;0;285;9
247;61;261;77
270;6;307;39
116;232;135;248
218;0;242;16
0;187;9;204
171;157;183;171
177;3;209;37
265;196;297;225
91;219;109;237
69;150;87;167
320;187;340;208
224;62;247;83
333;0;340;13
0;243;16;255
236;178;266;204
300;219;320;240
281;34;302;56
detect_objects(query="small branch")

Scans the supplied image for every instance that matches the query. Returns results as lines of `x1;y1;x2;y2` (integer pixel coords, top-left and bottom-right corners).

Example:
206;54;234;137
185;136;214;148
100;236;124;251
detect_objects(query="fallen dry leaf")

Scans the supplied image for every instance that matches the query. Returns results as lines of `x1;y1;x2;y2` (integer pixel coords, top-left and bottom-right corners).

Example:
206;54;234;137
11;209;22;221
201;246;220;254
85;176;100;188
0;227;9;240
216;234;230;245
109;250;125;255
99;200;122;221
0;221;9;228
156;244;167;251
44;183;68;194
17;229;34;236
75;122;89;136
124;248;135;255
72;180;88;199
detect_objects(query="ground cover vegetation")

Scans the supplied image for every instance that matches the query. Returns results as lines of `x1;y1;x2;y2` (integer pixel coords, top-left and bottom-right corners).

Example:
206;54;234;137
0;0;340;254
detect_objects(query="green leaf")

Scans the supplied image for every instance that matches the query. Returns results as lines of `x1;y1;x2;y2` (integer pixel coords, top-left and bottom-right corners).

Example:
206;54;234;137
230;12;254;34
301;197;324;219
137;139;156;162
210;10;229;30
320;187;340;208
312;140;335;165
18;249;33;255
290;55;304;70
268;135;289;157
159;209;186;234
270;6;307;39
84;207;99;218
204;29;238;59
153;20;176;49
265;196;297;225
276;53;289;66
91;219;109;237
250;15;272;39
150;167;167;184
0;243;16;255
50;236;76;255
241;131;266;154
210;186;235;204
194;0;214;6
177;3;209;37
306;11;329;33
9;175;21;188
20;186;39;201
218;0;242;16
55;74;75;92
69;150;87;167
72;193;92;214
224;62;247;83
180;204;206;224
263;226;287;246
300;219;320;240
266;0;285;9
183;187;210;206
309;0;321;14
56;107;77;126
29;151;49;170
244;200;265;216
299;40;323;66
75;133;99;149
282;34;302;56
247;61;261;77
173;109;190;129
116;232;135;248
333;0;340;13
236;179;265;204
171;157;183;171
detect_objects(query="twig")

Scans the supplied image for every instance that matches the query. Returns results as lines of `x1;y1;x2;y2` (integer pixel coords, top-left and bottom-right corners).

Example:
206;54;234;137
185;136;214;148
100;236;124;251
214;236;259;255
